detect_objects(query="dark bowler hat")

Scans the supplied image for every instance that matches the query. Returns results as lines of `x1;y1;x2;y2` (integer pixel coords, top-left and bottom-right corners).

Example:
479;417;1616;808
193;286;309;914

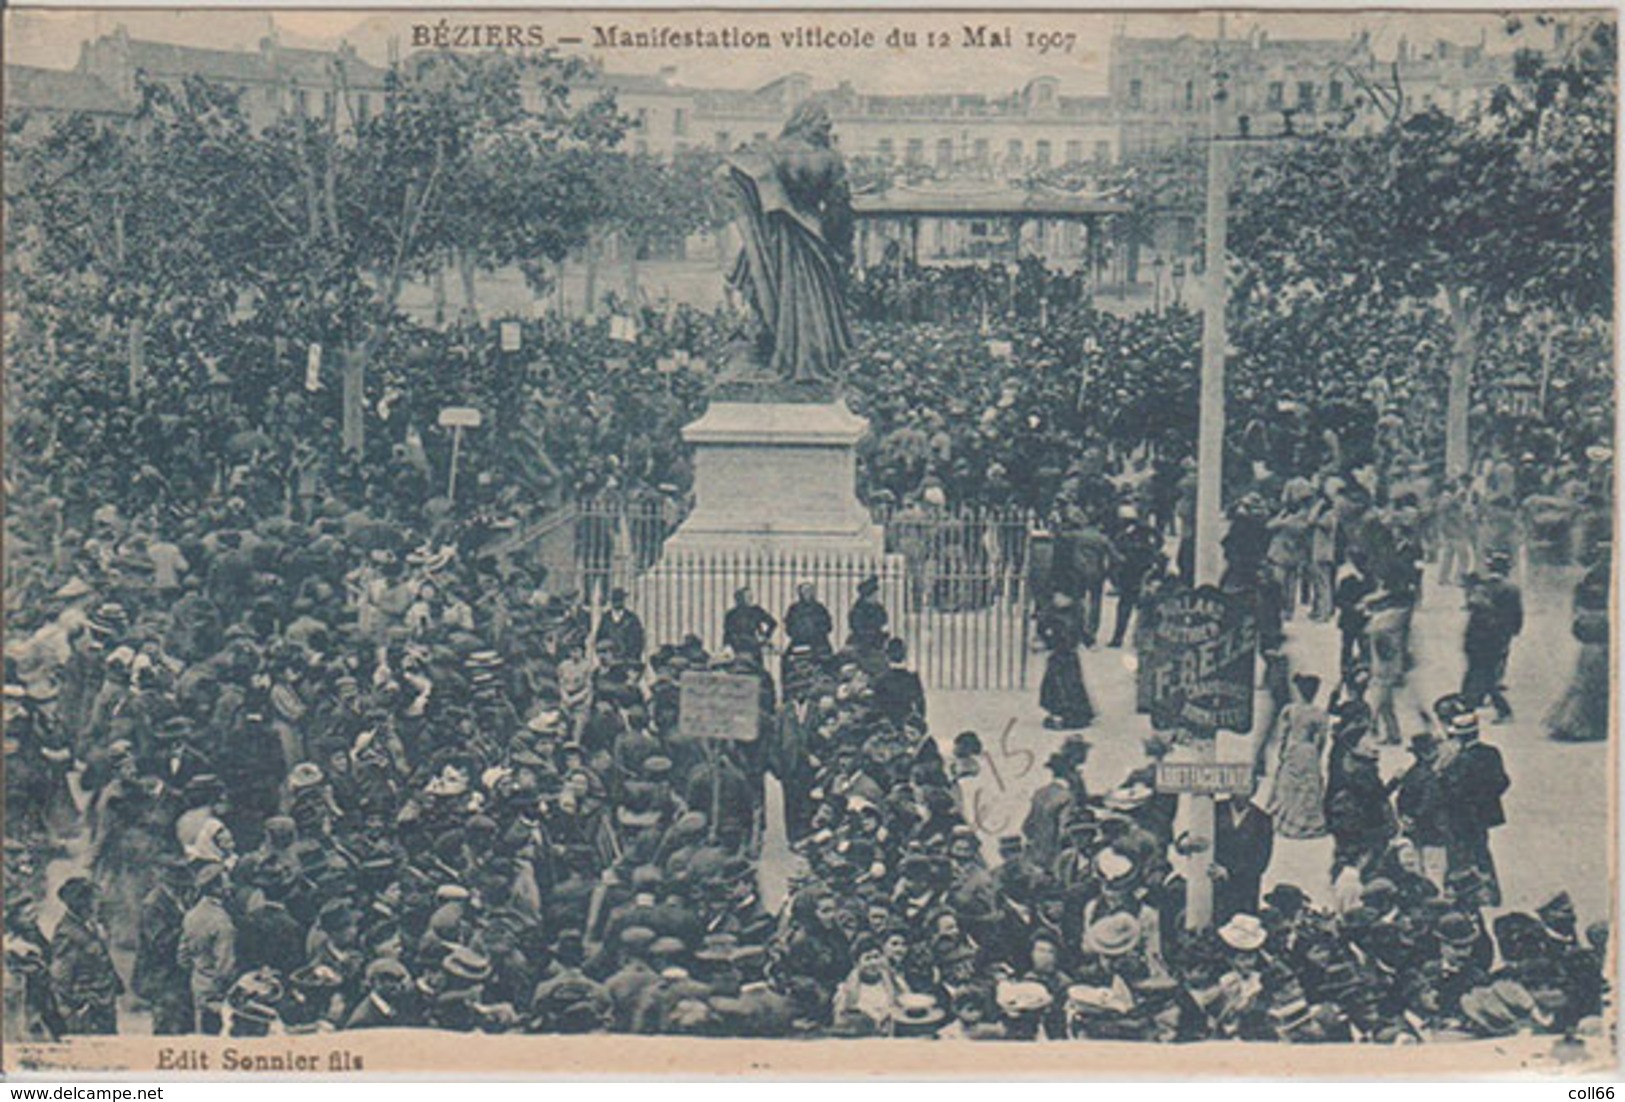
57;876;96;912
1437;911;1480;948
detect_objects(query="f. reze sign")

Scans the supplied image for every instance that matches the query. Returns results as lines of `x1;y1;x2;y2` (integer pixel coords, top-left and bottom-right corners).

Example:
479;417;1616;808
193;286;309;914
1135;585;1257;734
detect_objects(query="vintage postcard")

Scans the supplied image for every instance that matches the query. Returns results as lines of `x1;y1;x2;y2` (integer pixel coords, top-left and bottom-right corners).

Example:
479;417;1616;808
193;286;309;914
1;5;1617;1079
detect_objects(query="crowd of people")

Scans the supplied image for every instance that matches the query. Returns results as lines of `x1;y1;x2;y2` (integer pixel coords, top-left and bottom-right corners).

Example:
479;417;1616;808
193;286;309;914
2;250;1611;1046
0;453;1609;1045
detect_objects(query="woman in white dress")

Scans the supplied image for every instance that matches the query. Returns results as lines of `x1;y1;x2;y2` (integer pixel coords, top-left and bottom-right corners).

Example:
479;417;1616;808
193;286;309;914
1266;673;1330;839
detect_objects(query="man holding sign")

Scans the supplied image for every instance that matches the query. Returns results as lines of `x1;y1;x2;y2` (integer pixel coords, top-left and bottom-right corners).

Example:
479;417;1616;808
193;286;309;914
675;670;761;848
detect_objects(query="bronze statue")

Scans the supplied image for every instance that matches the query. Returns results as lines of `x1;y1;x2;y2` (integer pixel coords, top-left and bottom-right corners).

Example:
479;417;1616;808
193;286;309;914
723;101;855;387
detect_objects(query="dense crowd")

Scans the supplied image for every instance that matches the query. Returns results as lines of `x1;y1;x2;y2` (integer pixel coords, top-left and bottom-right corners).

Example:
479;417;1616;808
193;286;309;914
2;252;1612;1046
1;452;1609;1044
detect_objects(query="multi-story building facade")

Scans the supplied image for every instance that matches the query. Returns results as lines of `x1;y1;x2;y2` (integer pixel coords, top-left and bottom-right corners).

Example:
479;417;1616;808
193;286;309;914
579;67;1120;176
1107;25;1517;158
6;25;389;132
13;23;1524;159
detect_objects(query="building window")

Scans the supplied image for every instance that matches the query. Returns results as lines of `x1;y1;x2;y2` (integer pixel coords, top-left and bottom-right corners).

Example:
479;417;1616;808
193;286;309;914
673;108;688;136
877;137;895;161
1328;80;1343;109
1006;138;1023;164
936;137;954;169
1185;79;1195;110
293;87;309;116
973;137;990;163
1129;78;1143;108
321;91;334;118
634;107;649;130
753;131;768;143
714;130;730;151
1065;140;1083;164
1093;140;1110;165
1035;139;1051;167
356;93;370;122
1297;82;1315;109
906;138;924;164
1267;82;1284;108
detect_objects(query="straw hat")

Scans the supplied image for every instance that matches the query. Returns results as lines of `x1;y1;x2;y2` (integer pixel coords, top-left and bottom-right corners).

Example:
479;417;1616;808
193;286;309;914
1082;913;1141;957
1218;913;1268;952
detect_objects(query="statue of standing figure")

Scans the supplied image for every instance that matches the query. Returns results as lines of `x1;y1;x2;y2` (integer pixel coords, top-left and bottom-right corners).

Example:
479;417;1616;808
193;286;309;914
723;101;855;386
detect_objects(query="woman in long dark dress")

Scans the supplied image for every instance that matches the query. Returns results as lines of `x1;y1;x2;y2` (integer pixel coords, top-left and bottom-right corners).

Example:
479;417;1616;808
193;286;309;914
1038;593;1094;729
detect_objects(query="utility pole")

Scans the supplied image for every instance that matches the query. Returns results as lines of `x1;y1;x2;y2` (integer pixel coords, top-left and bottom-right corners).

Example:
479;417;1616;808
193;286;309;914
1183;17;1232;933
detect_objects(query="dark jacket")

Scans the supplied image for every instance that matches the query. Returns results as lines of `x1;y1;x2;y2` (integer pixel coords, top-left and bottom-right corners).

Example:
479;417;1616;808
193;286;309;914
1465;577;1523;656
50;910;124;1021
784;598;834;653
595;609;646;664
847;596;889;648
1441;740;1510;832
723;604;777;659
1395;760;1450;846
132;885;187;1002
871;665;926;729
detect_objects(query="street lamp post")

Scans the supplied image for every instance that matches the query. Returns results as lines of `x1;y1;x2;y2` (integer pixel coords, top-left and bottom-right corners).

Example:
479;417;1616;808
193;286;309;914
1172;259;1187;309
1182;41;1233;936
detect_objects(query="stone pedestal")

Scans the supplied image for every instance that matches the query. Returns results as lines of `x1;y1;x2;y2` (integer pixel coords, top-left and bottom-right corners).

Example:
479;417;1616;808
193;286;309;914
663;400;884;558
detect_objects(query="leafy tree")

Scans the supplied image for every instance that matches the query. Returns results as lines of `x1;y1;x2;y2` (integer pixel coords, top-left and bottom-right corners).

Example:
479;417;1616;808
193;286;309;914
591;146;729;303
1229;17;1614;475
421;51;624;317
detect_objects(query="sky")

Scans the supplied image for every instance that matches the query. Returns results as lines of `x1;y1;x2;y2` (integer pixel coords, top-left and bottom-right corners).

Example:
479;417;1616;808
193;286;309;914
3;7;1543;96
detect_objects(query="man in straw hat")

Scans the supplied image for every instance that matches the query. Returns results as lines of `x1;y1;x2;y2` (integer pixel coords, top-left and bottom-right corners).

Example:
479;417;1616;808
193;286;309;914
1438;693;1511;908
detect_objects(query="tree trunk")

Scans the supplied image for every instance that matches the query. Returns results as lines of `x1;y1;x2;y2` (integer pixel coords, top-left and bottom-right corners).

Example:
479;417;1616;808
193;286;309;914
625;234;641;304
457;247;480;322
127;317;146;397
584;233;600;317
432;259;448;327
1444;284;1479;479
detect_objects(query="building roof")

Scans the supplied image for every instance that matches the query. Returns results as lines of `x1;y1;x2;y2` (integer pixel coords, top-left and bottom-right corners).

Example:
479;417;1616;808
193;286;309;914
276;44;388;87
109;33;387;88
581;69;687;97
123;38;271;82
3;64;128;115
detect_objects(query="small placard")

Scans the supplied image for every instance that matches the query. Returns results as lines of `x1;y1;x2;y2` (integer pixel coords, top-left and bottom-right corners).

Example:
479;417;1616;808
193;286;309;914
437;406;483;429
675;671;760;742
1154;761;1254;796
499;321;522;352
